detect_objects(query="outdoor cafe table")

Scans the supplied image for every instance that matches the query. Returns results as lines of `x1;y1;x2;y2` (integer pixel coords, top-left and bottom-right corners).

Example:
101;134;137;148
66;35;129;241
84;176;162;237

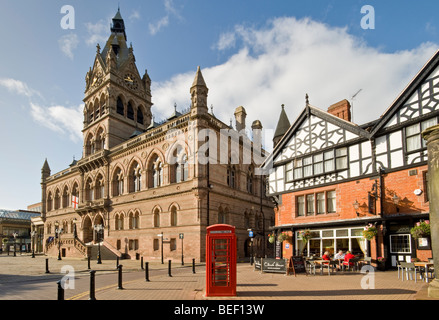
310;260;337;275
413;261;434;282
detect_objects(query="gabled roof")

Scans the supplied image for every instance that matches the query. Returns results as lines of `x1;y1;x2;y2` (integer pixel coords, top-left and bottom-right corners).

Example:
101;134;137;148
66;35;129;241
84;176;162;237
262;103;370;169
370;49;439;136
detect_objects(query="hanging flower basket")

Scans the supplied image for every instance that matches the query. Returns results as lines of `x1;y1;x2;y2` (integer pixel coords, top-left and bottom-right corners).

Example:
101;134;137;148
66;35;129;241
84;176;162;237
277;232;289;242
298;229;312;242
363;223;378;240
410;220;430;239
268;233;276;244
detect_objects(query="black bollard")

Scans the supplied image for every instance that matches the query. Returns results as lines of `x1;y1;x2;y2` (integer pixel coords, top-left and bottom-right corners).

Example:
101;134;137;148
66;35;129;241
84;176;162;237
145;262;150;282
45;258;50;274
57;280;64;300
88;256;91;270
117;265;123;290
141;256;144;269
168;259;172;277
116;256;119;269
89;270;96;300
192;258;196;274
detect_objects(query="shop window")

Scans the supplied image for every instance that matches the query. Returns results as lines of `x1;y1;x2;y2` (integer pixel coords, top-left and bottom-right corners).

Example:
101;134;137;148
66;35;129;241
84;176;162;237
390;234;411;254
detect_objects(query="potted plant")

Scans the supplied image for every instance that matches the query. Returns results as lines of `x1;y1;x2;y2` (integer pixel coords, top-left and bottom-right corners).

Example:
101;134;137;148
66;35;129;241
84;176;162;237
298;229;312;242
268;233;276;244
377;257;386;271
278;231;289;242
363;223;378;241
410;220;430;239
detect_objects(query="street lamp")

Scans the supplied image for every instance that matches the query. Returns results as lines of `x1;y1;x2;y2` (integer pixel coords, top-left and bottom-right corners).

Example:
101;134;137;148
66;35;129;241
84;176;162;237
30;231;36;258
12;232;18;257
73;218;78;238
54;222;63;260
157;232;164;264
94;224;104;264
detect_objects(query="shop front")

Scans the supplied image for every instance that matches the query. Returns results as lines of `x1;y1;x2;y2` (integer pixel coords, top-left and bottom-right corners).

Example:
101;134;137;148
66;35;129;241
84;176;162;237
294;226;369;258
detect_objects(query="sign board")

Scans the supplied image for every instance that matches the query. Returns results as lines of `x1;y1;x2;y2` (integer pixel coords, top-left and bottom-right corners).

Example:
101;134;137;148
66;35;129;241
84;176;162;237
288;256;307;276
254;258;262;271
179;233;184;239
275;241;282;259
249;231;254;238
261;258;287;274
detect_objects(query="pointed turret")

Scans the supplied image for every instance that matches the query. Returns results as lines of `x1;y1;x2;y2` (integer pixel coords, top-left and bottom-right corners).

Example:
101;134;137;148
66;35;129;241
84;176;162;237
273;104;291;147
190;66;209;116
41;158;51;182
111;7;127;40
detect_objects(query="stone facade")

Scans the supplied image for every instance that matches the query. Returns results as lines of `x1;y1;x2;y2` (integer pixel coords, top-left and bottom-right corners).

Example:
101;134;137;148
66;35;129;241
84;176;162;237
39;10;274;263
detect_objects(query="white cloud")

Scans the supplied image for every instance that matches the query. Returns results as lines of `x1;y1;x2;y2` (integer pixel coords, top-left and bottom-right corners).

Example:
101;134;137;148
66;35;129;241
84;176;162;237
30;103;83;142
215;32;236;51
58;33;79;59
129;10;141;21
149;0;183;35
85;20;108;46
149;16;169;35
151;17;438;148
0;78;41;98
0;77;83;142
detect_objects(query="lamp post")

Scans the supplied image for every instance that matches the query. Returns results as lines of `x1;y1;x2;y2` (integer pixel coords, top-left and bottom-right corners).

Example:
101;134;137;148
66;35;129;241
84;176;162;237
12;232;18;257
54;222;63;260
157;232;164;264
73;218;77;238
30;231;36;258
94;224;103;264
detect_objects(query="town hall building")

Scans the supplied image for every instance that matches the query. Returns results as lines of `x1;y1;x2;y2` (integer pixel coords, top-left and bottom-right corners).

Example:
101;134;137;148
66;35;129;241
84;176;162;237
37;9;274;262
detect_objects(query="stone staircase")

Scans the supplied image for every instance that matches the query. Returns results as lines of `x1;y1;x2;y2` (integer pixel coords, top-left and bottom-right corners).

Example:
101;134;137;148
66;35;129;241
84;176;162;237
87;240;122;261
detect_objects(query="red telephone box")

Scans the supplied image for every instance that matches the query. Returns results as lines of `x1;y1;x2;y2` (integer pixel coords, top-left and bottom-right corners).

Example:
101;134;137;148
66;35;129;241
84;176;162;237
205;224;237;297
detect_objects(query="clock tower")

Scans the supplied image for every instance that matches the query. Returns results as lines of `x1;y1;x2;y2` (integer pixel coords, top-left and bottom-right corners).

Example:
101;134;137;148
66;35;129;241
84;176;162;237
82;8;152;157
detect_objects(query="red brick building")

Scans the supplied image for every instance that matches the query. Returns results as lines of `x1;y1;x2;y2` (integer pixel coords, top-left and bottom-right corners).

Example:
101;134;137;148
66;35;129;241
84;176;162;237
263;50;439;268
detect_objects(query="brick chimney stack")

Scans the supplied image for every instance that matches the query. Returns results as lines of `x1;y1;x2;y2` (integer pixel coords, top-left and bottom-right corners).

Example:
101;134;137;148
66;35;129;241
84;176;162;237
328;99;352;122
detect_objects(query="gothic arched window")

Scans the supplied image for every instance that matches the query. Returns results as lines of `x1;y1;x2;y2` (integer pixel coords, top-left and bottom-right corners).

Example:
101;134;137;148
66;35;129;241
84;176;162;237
117;97;124;115
170;206;177;226
129;162;142;193
127;102;134;120
113;168;124;196
137;107;144;125
150;156;163;188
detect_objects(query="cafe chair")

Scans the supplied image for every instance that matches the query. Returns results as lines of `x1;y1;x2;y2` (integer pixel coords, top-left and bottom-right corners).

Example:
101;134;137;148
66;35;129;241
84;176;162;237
427;259;435;280
400;262;423;282
396;260;403;279
306;260;318;275
358;257;371;270
342;258;359;272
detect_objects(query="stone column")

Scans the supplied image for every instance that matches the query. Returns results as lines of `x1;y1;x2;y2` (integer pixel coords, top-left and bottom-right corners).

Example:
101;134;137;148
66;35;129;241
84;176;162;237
422;124;439;298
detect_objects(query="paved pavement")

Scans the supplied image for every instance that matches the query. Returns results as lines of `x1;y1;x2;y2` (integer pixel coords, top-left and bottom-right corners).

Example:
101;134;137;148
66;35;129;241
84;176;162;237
0;254;437;302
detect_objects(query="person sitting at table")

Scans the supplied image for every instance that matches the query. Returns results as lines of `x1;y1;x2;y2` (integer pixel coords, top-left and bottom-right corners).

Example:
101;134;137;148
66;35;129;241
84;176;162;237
342;250;356;270
322;251;331;261
334;250;345;270
334;250;345;260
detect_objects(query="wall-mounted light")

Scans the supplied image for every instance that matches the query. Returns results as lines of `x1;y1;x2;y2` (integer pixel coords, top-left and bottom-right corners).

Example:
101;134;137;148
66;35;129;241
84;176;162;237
353;200;360;216
392;194;400;212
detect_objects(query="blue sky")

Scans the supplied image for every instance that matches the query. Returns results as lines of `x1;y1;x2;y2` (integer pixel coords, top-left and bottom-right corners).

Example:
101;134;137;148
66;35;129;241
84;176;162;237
1;0;439;210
